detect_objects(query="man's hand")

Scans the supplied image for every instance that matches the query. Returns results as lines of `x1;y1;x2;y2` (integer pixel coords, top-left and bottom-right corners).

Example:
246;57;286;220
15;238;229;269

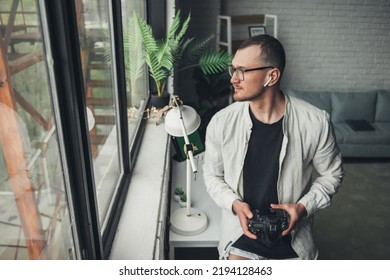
270;203;307;236
232;199;257;239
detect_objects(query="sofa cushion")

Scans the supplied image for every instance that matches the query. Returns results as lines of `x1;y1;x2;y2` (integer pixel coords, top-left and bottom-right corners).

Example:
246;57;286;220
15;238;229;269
286;89;331;114
375;90;390;122
333;124;346;144
334;123;390;145
331;91;377;123
375;122;390;134
345;119;375;131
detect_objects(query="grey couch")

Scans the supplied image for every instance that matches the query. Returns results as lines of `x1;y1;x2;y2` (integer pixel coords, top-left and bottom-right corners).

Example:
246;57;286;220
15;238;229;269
286;89;390;158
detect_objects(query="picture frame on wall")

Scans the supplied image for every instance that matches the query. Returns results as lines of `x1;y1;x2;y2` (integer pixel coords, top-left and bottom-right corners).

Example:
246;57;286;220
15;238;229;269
248;25;266;37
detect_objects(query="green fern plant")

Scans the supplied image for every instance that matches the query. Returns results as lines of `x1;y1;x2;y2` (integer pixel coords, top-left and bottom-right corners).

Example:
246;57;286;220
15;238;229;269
125;11;145;87
104;11;145;97
135;10;232;97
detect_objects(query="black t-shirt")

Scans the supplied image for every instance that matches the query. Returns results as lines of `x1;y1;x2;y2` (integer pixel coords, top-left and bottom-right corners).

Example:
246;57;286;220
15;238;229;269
243;111;282;210
232;109;298;259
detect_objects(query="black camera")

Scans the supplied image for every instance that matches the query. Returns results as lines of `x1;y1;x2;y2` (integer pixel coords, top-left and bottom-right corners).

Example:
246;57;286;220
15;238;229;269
248;208;290;247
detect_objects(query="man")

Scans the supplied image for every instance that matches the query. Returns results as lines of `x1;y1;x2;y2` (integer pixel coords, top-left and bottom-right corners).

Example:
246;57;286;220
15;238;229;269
203;34;344;260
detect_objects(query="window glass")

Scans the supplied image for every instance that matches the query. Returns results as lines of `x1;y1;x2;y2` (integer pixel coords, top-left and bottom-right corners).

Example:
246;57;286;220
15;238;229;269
0;0;78;259
76;0;147;230
121;0;148;145
76;0;123;230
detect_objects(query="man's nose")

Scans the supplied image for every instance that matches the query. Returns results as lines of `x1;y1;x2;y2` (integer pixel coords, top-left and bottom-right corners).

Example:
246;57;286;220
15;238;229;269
230;73;240;84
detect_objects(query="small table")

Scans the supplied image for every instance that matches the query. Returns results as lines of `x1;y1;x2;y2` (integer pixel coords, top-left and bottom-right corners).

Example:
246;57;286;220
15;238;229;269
169;153;221;259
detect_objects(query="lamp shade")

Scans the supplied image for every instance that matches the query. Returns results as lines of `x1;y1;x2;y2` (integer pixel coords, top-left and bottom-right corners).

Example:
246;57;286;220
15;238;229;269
164;105;200;137
86;107;95;131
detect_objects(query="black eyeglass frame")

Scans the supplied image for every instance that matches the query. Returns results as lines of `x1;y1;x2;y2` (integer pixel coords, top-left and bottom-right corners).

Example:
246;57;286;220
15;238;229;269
228;65;274;81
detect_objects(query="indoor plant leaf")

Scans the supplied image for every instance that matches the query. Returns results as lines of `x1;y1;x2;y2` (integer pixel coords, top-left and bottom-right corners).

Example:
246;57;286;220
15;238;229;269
135;9;232;98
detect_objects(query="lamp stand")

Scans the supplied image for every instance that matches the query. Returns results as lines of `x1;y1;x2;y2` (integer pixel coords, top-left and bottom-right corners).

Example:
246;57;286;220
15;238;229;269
169;103;207;236
170;154;207;235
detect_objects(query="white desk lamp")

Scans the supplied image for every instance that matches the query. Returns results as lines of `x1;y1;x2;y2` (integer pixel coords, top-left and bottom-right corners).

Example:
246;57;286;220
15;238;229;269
164;95;208;236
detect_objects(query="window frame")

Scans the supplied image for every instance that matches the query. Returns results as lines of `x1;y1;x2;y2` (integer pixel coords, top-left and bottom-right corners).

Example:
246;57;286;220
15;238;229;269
43;0;156;259
44;0;103;260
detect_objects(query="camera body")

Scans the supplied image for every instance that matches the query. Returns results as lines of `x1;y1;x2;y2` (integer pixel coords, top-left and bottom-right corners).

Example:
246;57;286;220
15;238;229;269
248;208;290;247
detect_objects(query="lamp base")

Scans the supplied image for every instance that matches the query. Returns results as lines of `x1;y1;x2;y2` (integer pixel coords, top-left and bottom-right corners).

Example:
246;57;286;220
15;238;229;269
170;207;208;236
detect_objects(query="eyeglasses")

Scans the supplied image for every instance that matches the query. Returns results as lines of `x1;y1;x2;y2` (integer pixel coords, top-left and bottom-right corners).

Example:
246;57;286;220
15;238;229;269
228;65;274;81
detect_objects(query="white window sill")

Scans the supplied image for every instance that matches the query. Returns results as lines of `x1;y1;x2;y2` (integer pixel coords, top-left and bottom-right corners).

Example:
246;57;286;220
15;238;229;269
108;119;171;259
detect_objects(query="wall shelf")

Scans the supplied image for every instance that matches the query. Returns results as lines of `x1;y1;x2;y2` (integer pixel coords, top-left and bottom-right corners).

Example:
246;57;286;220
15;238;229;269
216;14;278;54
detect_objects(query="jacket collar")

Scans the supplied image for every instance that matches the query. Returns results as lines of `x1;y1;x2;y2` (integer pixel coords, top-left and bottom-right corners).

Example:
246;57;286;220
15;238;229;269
243;102;252;129
242;91;290;129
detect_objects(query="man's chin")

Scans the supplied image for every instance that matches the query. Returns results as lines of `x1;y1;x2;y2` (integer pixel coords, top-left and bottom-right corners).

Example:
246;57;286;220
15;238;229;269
233;89;263;102
233;93;248;102
232;92;244;101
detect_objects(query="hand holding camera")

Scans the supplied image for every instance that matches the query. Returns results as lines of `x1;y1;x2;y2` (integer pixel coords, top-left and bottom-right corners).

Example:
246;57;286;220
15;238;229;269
248;208;290;247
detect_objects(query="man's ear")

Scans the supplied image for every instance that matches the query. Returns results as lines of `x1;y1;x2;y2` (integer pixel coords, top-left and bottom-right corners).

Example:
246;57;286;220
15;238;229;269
266;68;281;87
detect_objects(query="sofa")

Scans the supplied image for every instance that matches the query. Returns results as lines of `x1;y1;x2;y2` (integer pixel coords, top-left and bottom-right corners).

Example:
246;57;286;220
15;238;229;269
286;89;390;158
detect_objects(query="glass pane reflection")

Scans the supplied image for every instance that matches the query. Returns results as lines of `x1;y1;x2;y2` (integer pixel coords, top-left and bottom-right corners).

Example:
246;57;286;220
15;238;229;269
0;0;77;259
76;0;122;229
121;1;148;143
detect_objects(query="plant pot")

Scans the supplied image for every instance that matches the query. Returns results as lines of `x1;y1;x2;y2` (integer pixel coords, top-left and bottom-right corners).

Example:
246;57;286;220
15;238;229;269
151;92;170;108
179;200;187;208
179;193;187;207
174;187;184;202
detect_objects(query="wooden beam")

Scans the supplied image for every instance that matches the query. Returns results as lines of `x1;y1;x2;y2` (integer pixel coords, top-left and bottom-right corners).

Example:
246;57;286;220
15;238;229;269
3;0;20;49
13;87;52;131
8;51;44;75
0;37;45;260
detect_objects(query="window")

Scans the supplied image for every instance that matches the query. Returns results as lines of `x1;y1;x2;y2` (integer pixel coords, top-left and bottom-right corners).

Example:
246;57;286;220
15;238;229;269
77;0;120;233
122;0;148;141
0;0;150;259
0;0;79;260
75;0;148;238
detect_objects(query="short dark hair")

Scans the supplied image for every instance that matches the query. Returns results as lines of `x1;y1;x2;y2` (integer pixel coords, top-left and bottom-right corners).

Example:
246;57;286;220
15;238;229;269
239;34;286;75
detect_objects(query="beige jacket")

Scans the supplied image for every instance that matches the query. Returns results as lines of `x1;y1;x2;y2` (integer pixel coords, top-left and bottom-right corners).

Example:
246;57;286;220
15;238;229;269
203;94;344;259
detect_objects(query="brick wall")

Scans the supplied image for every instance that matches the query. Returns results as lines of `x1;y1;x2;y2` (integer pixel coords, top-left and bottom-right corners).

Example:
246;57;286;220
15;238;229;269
221;0;390;92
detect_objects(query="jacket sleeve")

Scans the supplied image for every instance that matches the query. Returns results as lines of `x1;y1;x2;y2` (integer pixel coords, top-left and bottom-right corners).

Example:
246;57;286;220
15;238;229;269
203;116;242;212
298;111;344;216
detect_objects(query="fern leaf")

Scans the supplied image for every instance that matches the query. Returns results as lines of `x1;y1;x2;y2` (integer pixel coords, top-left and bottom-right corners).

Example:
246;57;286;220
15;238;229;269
167;9;182;41
136;13;158;53
175;12;191;43
179;35;214;68
198;51;233;75
127;12;145;82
